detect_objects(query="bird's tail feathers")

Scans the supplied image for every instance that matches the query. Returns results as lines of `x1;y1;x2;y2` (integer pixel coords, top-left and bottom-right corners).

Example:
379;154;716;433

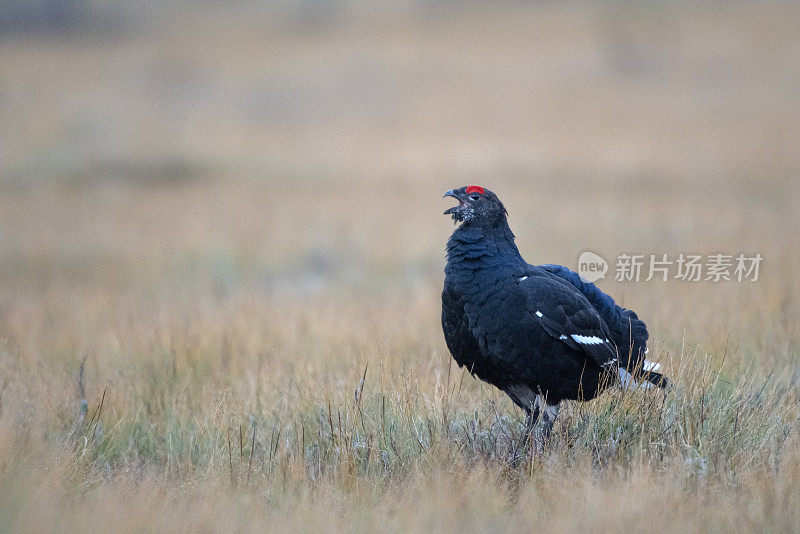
641;369;670;389
617;361;670;391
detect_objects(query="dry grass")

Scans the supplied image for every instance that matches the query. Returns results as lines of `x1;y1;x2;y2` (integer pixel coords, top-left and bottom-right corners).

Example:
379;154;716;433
1;2;800;532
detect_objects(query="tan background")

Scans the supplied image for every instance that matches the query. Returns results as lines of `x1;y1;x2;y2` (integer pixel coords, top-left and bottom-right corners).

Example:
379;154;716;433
1;2;799;531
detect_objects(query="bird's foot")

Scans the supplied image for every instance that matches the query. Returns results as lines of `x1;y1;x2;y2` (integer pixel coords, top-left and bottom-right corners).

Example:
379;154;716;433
511;426;551;466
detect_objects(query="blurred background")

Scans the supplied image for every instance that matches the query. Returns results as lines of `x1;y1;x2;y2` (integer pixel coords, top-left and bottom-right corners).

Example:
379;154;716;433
1;1;799;377
2;4;800;529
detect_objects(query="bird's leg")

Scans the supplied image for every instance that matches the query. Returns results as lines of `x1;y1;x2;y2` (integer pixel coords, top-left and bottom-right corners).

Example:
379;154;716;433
520;403;539;448
511;404;540;466
523;404;540;444
538;402;560;445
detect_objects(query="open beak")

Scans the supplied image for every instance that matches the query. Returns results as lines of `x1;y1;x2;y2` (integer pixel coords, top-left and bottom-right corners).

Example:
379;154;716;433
443;190;461;215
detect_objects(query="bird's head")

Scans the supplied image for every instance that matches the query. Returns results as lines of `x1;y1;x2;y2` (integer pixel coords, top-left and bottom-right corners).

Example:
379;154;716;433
443;185;507;227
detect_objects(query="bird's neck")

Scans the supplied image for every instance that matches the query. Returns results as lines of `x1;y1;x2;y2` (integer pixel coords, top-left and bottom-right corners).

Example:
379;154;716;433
445;218;526;279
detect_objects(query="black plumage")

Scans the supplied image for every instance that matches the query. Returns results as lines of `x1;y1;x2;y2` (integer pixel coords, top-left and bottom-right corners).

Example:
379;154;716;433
441;185;668;438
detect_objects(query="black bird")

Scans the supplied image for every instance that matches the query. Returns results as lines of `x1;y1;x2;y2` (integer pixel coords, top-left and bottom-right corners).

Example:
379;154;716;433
441;185;668;440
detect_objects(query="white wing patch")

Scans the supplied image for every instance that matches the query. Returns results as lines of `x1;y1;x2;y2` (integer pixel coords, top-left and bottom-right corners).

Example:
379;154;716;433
534;311;612;349
520;276;528;281
571;334;604;345
643;360;661;372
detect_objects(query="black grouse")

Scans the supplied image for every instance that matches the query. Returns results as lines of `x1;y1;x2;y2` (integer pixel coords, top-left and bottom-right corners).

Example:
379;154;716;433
441;185;668;440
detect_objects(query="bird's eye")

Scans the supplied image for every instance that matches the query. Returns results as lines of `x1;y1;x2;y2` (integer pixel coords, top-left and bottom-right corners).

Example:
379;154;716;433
469;194;480;201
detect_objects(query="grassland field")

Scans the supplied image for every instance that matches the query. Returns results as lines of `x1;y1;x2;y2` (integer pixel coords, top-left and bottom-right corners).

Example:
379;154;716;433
1;2;800;532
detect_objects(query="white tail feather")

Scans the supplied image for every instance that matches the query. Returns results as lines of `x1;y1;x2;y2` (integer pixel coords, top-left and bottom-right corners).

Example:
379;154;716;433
643;360;661;373
618;368;655;390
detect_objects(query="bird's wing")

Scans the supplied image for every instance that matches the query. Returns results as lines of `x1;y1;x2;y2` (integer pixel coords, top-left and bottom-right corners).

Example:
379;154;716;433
519;270;620;369
539;264;649;367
